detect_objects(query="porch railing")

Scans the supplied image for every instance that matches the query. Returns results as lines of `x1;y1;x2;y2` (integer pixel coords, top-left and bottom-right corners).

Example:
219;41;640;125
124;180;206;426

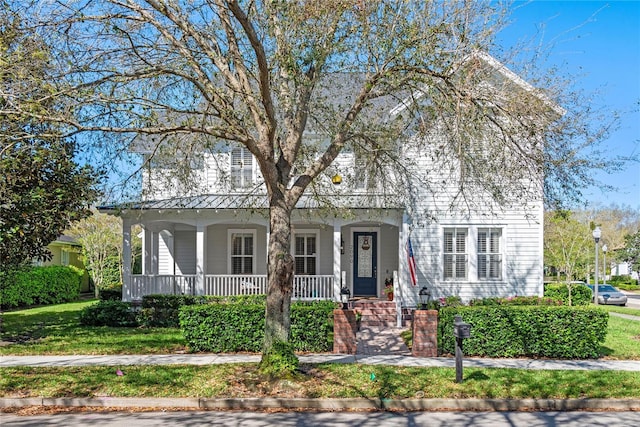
130;274;197;300
204;274;334;300
129;274;335;300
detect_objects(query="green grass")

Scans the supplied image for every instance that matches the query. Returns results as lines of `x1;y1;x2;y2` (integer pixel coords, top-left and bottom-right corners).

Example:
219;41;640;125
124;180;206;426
2;300;640;359
1;364;639;399
0;301;187;355
600;304;640;317
600;315;640;359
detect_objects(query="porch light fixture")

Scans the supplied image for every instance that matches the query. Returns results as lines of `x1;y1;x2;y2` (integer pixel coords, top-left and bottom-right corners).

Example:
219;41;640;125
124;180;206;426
340;286;351;309
593;226;601;306
419;286;431;310
332;173;342;185
340;235;345;255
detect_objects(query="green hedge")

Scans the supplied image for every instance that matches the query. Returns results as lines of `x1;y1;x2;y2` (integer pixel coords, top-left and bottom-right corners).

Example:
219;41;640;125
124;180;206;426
0;265;83;309
99;286;123;301
469;296;563;306
610;275;639;290
438;306;608;359
138;294;211;327
543;283;592;306
179;300;337;353
79;300;139;327
138;294;269;328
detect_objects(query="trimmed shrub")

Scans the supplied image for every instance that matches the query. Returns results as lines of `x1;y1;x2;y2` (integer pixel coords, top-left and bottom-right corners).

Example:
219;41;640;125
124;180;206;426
79;300;138;327
0;265;83;309
543;283;592;306
99;286;123;301
438;306;608;359
138;294;210;327
179;300;337;353
290;301;337;352
610;275;639;290
469;296;564;306
180;303;265;352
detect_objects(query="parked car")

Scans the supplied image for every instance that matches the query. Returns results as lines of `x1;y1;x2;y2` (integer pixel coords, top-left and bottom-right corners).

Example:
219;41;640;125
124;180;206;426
586;284;628;306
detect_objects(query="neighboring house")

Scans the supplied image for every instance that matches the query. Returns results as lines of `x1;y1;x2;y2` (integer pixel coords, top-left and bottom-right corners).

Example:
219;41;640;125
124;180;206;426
611;262;639;281
35;235;90;292
100;54;552;307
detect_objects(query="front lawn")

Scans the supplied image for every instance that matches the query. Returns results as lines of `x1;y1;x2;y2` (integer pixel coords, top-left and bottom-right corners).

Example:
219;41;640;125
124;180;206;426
2;300;640;359
2;364;640;399
0;301;187;355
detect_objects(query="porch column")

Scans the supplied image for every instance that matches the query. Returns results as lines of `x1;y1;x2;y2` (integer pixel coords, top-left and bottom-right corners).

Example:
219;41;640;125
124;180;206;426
195;224;207;295
151;230;159;274
333;222;342;302
142;228;157;274
400;213;411;304
122;217;132;302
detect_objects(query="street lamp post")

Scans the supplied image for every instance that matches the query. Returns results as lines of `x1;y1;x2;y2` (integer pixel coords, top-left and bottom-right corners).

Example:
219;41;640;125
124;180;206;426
602;244;608;283
593;227;601;306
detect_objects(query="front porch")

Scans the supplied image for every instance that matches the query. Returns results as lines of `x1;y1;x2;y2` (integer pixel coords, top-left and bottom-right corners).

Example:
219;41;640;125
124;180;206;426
114;205;418;306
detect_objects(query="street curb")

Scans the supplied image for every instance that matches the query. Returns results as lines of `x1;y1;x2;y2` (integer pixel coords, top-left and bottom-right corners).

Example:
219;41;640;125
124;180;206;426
2;397;640;412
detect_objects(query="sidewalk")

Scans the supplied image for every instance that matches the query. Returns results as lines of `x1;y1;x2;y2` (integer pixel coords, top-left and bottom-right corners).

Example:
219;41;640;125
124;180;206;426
3;353;640;371
2;352;640;412
3;322;640;412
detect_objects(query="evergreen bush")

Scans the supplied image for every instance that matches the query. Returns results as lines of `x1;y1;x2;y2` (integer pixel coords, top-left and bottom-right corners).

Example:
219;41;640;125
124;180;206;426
79;300;138;327
438;305;608;359
0;265;82;309
179;300;337;353
543;283;592;306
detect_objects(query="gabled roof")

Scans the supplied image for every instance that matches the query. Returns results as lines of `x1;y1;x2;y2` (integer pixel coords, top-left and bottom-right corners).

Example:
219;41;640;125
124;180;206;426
50;235;81;247
390;50;564;118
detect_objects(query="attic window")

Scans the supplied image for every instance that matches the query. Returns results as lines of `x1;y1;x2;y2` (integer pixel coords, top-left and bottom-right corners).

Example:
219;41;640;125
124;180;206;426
230;147;253;189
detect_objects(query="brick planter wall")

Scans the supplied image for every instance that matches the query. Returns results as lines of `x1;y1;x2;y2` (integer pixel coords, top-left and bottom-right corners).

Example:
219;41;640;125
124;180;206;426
412;309;438;357
333;309;357;354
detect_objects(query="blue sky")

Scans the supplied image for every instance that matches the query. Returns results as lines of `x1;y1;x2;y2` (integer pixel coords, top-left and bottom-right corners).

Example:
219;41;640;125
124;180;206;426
498;0;639;209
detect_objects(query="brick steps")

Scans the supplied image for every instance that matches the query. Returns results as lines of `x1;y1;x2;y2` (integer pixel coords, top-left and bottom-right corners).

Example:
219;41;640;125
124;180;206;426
352;300;408;328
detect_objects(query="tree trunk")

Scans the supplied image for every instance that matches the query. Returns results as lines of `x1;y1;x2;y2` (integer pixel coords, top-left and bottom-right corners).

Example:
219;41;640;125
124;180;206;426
260;197;297;374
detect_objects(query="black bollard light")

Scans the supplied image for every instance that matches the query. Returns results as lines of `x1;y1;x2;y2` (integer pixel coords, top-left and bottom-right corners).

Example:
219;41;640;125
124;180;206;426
340;286;351;309
419;286;431;310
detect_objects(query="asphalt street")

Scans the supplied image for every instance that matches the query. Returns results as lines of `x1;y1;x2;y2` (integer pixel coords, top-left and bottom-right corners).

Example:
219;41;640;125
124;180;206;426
2;410;640;427
624;292;640;309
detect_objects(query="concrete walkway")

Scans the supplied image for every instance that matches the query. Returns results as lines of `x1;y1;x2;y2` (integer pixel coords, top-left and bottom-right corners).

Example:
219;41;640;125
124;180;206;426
2;353;640;371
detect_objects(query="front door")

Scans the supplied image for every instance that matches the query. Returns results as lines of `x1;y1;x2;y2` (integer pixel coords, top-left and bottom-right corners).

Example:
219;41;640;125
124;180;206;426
353;232;377;296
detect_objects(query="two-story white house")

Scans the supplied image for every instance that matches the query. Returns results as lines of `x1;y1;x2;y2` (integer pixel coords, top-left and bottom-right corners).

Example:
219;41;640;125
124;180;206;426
100;53;552;308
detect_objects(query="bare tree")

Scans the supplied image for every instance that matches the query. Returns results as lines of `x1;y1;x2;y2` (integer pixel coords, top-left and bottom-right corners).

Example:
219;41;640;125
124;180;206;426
4;0;627;373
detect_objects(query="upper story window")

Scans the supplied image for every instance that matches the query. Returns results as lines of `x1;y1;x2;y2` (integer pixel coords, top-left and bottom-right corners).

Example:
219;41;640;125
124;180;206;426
294;232;318;275
229;230;255;274
444;228;468;280
477;228;502;280
353;156;370;190
230;147;254;189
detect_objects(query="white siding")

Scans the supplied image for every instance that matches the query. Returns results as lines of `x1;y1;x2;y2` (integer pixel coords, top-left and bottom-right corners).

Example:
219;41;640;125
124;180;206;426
174;230;196;275
157;231;173;275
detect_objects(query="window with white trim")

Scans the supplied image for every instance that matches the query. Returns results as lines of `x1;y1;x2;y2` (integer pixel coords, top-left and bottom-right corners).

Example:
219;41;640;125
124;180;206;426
353;156;370;190
294;232;317;275
61;249;70;266
477;228;502;280
444;228;467;280
229;231;255;274
230;147;253;189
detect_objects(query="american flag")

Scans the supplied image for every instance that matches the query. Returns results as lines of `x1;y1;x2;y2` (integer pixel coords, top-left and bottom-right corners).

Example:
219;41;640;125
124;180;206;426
406;238;418;286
